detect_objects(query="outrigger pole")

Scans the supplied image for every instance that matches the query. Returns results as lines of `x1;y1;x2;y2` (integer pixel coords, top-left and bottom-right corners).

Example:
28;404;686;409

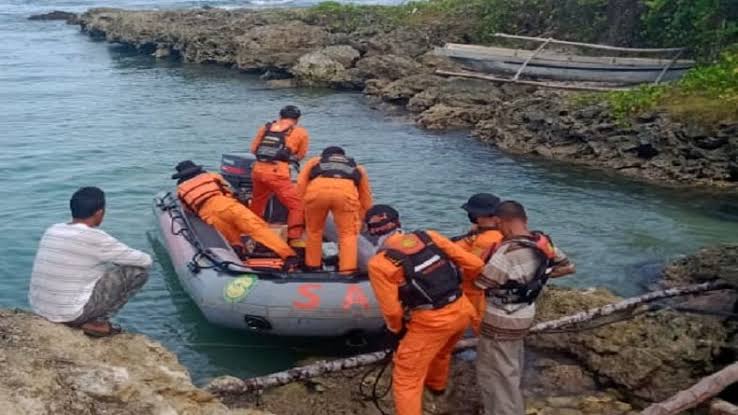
206;281;732;395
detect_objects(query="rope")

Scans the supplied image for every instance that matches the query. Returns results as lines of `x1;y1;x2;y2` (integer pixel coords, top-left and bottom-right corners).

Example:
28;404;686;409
359;350;394;415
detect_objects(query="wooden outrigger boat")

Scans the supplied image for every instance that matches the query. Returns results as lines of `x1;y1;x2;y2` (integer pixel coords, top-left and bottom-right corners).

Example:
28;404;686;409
435;33;695;90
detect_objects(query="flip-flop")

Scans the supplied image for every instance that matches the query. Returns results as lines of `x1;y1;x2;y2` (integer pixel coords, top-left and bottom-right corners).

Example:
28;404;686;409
80;321;123;338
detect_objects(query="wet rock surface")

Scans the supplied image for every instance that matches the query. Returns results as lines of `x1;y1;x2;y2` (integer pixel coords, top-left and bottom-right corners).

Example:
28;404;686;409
76;7;738;188
532;287;736;405
28;10;79;24
0;309;268;415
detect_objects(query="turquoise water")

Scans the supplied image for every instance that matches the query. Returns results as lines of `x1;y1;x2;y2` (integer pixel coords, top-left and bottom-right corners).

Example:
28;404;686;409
2;0;738;383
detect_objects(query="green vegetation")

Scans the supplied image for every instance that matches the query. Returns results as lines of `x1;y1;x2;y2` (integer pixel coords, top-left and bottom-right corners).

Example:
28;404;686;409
605;48;738;124
306;0;737;123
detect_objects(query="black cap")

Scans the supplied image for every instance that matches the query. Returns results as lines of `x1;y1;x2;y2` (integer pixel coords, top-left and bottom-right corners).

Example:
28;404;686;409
279;105;301;120
171;160;204;180
461;193;501;216
364;204;401;236
322;146;346;157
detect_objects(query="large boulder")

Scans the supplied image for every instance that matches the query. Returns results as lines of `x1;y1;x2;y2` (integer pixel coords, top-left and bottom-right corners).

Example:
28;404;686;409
28;10;79;24
353;54;425;82
662;244;738;288
235;21;329;71
416;103;495;130
530;287;736;404
375;74;445;104
290;45;361;87
291;52;346;86
0;309;267;415
318;45;360;68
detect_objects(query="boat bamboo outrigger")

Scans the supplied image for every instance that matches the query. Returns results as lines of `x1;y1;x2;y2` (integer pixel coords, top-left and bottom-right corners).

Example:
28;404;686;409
435;33;695;90
153;152;384;337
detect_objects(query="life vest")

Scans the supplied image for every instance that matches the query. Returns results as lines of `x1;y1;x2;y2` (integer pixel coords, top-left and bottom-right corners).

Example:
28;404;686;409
308;154;361;185
254;122;292;162
382;231;462;310
489;232;557;305
452;226;500;262
177;172;228;213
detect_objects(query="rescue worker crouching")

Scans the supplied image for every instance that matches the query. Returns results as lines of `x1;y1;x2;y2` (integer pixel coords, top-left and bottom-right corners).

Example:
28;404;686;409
365;205;484;415
249;105;308;246
297;146;373;274
475;201;575;415
172;160;299;270
455;193;504;333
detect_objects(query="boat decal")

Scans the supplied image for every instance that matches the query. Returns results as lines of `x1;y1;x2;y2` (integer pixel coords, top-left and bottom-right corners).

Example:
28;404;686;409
223;274;258;303
293;283;322;310
342;285;370;310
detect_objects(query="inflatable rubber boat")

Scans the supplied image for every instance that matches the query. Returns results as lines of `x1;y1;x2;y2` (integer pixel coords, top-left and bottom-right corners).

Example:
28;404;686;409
153;153;385;337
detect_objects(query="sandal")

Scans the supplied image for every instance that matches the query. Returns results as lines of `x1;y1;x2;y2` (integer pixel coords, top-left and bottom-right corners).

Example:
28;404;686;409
80;321;123;338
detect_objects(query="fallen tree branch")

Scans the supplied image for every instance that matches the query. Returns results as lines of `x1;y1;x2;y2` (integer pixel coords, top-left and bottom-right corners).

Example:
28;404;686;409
640;362;738;415
206;281;730;395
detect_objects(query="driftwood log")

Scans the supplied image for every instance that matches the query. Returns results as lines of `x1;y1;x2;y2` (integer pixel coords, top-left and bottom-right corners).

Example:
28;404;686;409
640;362;738;415
207;281;730;395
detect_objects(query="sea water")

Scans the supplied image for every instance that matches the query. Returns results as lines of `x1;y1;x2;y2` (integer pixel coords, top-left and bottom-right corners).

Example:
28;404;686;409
1;0;737;382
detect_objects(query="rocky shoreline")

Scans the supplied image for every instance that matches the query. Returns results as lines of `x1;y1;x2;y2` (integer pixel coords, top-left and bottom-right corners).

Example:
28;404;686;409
70;7;738;189
4;244;734;414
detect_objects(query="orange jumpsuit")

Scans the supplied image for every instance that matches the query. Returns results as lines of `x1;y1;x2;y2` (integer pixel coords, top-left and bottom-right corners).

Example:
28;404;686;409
297;157;372;273
177;172;295;259
249;119;309;240
367;231;484;415
455;228;503;332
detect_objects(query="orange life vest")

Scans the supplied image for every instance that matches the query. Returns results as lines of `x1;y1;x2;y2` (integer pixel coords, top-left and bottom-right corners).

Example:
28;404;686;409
177;172;228;213
382;231;462;310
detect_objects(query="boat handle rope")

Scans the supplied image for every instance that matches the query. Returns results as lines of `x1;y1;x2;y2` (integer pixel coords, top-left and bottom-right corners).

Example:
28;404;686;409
160;192;251;275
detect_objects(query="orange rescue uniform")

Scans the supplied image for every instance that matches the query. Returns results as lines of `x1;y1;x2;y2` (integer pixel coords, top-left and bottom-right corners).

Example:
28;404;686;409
297;156;372;273
177;172;295;259
368;231;484;415
455;228;503;332
249;119;309;240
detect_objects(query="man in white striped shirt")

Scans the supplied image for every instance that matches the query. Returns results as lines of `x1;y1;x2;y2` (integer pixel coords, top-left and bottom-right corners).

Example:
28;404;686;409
29;186;152;336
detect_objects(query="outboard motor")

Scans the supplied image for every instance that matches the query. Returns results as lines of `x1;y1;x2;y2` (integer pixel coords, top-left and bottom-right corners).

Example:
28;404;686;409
220;152;288;223
220;152;255;203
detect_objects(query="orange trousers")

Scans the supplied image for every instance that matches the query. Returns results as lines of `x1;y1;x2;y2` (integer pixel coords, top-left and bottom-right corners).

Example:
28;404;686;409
250;162;304;240
462;280;486;334
392;297;475;415
303;180;361;273
199;196;295;259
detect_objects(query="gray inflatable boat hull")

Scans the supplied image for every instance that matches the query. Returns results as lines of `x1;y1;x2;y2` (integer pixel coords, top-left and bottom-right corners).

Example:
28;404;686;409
154;192;385;337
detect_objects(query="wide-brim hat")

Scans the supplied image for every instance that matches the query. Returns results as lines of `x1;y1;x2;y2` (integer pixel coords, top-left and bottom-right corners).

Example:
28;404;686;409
461;192;501;216
171;160;204;180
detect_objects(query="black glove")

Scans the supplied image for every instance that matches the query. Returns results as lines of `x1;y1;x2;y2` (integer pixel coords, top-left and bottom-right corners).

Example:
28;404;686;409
383;325;407;350
282;256;301;272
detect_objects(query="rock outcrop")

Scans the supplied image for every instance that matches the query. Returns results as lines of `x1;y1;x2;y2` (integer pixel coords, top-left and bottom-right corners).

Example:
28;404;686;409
0;309;269;415
74;7;738;188
28;10;79;24
531;287;736;404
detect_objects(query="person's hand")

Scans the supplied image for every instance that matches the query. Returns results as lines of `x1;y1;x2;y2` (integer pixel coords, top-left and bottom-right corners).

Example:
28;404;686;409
383;325;407;350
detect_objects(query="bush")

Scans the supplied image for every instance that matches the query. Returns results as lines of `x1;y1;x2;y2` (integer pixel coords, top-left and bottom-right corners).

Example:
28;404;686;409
641;0;738;61
604;48;738;123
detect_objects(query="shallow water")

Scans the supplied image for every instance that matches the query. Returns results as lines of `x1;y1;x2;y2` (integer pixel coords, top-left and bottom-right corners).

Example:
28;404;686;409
1;0;738;383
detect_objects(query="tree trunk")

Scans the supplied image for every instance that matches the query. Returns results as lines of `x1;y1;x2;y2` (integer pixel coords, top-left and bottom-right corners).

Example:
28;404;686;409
206;281;730;395
640;362;738;415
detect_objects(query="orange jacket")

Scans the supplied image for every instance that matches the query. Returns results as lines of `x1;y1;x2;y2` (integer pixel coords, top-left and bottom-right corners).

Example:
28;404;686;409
296;157;373;215
455;228;503;267
367;230;485;333
177;172;233;212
